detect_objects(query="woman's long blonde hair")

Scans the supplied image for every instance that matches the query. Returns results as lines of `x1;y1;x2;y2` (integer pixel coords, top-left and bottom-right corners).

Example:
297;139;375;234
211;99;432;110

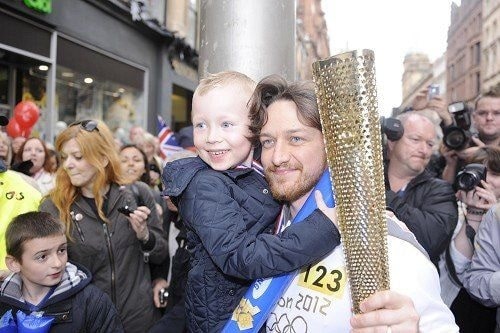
48;120;128;235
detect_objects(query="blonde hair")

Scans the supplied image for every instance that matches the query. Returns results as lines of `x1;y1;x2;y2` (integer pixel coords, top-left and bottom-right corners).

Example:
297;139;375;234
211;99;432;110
49;120;128;236
194;71;256;98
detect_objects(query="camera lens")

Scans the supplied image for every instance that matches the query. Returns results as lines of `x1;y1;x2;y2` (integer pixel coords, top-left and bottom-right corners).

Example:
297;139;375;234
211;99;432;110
455;163;487;192
443;127;467;150
456;173;479;192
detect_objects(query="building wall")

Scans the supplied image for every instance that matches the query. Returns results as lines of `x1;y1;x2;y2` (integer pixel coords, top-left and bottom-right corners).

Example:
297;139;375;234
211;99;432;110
482;0;500;90
446;0;482;104
0;0;197;139
296;0;330;80
401;53;432;101
400;53;446;112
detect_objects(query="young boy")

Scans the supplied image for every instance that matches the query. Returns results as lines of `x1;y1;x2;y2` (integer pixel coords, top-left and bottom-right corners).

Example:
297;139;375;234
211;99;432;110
0;211;123;332
161;71;340;332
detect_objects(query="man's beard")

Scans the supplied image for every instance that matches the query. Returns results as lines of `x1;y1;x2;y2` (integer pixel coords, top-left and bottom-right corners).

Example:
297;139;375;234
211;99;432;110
266;163;325;203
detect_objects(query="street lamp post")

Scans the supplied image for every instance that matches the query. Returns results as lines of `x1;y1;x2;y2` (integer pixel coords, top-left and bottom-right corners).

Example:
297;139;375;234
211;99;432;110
198;0;296;81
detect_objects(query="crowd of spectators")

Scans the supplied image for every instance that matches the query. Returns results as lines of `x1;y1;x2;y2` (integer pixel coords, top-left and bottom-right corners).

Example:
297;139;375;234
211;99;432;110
0;82;499;332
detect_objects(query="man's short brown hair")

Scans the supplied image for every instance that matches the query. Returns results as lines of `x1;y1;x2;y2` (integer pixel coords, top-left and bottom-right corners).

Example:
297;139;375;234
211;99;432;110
248;74;321;144
474;85;500;111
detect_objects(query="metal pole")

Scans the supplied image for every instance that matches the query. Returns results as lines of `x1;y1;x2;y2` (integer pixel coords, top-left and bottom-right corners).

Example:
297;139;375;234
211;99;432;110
199;0;296;81
45;31;57;143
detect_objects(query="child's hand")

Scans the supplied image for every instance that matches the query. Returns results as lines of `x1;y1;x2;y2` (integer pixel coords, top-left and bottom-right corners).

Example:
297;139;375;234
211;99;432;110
314;190;338;228
128;206;151;242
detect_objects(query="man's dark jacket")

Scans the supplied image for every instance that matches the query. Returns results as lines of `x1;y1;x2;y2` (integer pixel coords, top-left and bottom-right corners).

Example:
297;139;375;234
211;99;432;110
386;169;458;266
162;157;340;333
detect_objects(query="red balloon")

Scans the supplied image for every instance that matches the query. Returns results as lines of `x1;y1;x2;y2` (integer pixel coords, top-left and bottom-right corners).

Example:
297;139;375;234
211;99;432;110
14;101;40;128
21;126;32;138
5;118;32;138
6;117;22;138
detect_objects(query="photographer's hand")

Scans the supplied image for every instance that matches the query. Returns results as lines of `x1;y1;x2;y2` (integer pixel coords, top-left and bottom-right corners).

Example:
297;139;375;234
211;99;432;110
473;181;497;210
441;145;459;184
412;88;429;111
456;146;480;161
456;137;485;160
457;189;488;211
455;189;487;259
428;96;452;127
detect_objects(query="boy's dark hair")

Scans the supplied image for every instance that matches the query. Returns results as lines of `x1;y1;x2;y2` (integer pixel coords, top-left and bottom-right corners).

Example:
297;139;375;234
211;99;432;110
248;74;321;145
6;211;66;261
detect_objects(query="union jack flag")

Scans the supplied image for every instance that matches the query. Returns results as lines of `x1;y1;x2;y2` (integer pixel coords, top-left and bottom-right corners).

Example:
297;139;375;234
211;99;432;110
157;115;182;160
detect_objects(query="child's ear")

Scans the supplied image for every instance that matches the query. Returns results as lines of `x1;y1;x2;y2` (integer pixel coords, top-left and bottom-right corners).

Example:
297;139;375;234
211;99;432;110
5;255;21;273
102;156;109;167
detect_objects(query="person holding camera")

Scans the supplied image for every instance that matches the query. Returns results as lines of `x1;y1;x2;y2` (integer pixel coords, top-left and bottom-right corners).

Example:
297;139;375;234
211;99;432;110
462;204;500;333
441;87;500;184
385;112;458;266
439;146;500;332
412;86;453;128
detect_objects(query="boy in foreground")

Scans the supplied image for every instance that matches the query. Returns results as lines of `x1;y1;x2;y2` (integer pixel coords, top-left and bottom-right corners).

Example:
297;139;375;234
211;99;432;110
0;211;123;332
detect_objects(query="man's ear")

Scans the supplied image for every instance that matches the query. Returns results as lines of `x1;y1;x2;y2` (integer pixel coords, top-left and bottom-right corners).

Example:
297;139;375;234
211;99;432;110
5;255;21;273
386;139;396;158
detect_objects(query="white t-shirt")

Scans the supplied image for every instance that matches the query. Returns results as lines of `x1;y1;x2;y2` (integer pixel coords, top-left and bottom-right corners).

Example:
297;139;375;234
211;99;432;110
266;234;458;333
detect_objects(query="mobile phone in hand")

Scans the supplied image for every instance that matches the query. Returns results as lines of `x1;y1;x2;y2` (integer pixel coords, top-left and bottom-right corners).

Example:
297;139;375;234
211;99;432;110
118;205;134;216
428;84;440;100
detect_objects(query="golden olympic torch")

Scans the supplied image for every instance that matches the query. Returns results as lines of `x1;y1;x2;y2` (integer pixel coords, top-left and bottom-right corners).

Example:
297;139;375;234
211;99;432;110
312;49;390;314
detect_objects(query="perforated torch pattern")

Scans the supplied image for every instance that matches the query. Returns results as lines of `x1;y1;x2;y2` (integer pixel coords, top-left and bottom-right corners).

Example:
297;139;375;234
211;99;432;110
312;49;390;314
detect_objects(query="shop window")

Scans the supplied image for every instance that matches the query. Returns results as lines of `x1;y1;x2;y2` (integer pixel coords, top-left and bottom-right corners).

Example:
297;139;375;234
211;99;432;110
12;65;48;137
55;65;143;134
56;37;146;134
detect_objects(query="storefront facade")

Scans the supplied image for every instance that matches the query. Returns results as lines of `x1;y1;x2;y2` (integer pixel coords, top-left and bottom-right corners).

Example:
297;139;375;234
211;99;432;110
0;0;197;142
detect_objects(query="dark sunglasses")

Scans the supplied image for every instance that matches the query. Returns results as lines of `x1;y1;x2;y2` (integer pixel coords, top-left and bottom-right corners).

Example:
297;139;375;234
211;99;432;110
70;120;99;132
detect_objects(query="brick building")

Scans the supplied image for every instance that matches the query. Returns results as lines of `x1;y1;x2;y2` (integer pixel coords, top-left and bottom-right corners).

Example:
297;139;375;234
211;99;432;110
446;0;482;103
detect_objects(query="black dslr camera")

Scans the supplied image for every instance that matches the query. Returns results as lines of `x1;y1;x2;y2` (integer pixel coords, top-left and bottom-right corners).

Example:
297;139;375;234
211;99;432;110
380;116;404;141
443;102;472;150
455;163;487;192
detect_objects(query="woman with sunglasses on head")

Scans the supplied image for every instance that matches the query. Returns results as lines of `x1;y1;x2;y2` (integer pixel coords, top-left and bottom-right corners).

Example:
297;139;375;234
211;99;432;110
40;120;168;333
